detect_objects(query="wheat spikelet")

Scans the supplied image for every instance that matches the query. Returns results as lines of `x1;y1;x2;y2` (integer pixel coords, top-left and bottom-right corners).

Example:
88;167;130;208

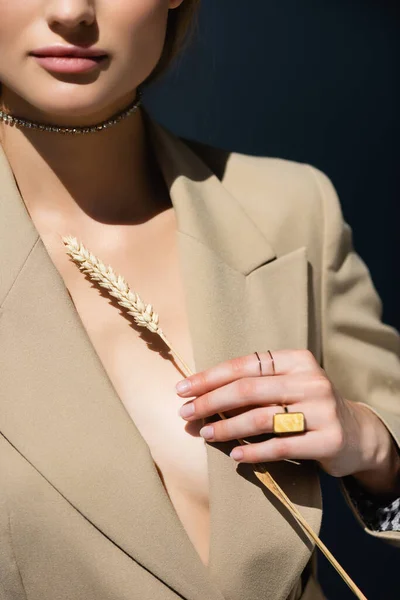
63;236;161;334
62;235;367;600
62;235;191;373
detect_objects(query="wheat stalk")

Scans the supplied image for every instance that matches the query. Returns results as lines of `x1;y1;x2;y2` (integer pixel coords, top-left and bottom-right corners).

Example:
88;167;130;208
62;235;367;600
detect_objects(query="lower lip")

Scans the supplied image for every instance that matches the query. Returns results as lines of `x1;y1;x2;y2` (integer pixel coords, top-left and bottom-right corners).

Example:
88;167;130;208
32;55;106;74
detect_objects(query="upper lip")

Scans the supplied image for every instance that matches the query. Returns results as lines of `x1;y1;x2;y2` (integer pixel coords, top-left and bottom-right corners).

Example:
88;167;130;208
30;45;108;58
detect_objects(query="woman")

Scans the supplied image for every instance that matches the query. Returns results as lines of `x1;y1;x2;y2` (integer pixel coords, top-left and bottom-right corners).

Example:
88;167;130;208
0;1;399;599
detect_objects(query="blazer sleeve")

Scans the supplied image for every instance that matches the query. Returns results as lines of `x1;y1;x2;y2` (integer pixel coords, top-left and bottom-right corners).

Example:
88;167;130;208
309;165;400;546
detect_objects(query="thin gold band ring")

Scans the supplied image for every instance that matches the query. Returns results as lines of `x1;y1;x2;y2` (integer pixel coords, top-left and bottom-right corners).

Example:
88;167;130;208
254;350;263;376
267;349;275;375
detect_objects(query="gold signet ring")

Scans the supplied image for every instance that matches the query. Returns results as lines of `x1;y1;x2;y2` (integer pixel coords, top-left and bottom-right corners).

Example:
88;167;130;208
273;404;306;434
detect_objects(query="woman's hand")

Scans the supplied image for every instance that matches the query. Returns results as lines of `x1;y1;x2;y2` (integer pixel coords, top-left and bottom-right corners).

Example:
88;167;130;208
176;350;399;487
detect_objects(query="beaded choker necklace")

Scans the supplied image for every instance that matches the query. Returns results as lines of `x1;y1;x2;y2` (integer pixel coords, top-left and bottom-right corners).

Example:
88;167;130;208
0;89;142;135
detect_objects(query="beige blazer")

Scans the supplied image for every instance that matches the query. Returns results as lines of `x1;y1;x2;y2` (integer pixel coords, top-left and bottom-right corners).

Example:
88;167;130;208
0;117;399;600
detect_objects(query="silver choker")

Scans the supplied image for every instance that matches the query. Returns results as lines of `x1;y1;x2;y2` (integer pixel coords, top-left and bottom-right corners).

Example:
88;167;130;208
0;89;142;135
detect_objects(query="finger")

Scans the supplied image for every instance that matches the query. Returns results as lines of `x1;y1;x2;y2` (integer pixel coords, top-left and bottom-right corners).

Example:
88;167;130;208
199;402;321;442
179;375;306;420
229;430;330;463
176;349;321;397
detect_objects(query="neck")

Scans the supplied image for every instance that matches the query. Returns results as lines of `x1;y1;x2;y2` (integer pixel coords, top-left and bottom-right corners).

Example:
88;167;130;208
0;97;167;246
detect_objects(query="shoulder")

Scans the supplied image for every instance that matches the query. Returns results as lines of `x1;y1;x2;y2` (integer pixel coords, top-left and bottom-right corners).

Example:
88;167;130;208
183;138;340;256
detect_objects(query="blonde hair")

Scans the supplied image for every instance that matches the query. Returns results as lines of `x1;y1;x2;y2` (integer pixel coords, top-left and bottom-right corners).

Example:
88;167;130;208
144;0;200;85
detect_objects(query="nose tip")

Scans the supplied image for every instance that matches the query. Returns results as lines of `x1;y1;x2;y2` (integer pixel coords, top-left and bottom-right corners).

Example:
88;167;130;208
47;1;95;30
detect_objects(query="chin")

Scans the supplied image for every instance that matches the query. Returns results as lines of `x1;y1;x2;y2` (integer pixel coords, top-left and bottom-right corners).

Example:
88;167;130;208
4;73;136;127
35;85;123;124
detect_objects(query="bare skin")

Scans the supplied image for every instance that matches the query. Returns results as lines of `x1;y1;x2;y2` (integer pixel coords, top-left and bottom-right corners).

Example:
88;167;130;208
1;111;212;567
1;101;214;568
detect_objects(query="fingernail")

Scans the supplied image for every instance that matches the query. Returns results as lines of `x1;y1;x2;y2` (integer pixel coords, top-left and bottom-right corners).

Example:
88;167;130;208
199;425;214;440
179;402;195;418
230;448;244;461
176;379;191;394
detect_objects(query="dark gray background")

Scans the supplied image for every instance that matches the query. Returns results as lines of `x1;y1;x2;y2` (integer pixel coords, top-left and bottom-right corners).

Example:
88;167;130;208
144;1;399;598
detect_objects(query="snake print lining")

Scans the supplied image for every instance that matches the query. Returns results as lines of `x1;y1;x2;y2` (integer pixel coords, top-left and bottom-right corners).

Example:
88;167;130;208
342;475;400;532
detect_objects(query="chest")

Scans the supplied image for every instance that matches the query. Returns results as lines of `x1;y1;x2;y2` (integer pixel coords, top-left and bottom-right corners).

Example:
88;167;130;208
40;213;212;566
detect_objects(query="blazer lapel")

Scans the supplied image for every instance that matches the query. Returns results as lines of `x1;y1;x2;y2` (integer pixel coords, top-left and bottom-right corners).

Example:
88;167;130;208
150;120;323;600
